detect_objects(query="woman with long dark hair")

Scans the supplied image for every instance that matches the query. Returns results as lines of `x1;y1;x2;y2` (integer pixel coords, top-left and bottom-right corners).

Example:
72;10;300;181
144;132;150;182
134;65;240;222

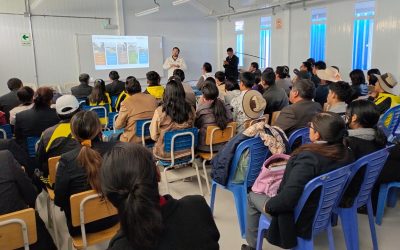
88;79;112;111
242;112;353;250
149;79;195;160
196;80;233;152
101;143;220;250
349;69;368;100
54;110;118;236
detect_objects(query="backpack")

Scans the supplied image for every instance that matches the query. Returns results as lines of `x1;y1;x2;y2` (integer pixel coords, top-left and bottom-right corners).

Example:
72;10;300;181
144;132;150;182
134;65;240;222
251;154;290;197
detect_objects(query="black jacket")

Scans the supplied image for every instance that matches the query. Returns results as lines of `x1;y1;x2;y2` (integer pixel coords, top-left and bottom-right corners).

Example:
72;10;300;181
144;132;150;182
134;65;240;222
71;83;93;99
263;85;289;116
223;55;239;80
107;195;220;250
0;90;21;122
265;150;353;249
0;139;33;176
54;139;118;236
106;80;125;97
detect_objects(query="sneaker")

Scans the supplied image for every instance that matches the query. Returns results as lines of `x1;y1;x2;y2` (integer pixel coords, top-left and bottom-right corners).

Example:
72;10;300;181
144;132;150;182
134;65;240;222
241;244;256;250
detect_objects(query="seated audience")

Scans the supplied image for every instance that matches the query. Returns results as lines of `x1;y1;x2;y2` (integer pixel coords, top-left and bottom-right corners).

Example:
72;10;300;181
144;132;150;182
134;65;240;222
144;71;165;101
150;79;195;160
115;89;128;112
315;66;342;106
0;77;23;122
15;87;60;151
249;62;262;85
367;68;381;86
88;79;112;112
196;80;233;152
196;62;214;89
115;76;158;143
54;110;118;237
101;143;220;250
215;71;226;100
173;69;196;107
349;69;369;100
0;139;31;175
261;70;289;117
9;86;34;125
326;81;352;115
71;73;92;99
106;70;125;96
369;72;400;114
242;112;353;250
311;60;327;87
275;79;322;135
0;150;57;250
231;72;266;133
275;66;292;95
292;68;311;83
37;95;80;177
224;77;241;104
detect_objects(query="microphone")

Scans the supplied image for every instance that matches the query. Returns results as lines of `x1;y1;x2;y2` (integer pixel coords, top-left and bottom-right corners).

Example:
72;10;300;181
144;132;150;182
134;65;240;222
235;52;265;60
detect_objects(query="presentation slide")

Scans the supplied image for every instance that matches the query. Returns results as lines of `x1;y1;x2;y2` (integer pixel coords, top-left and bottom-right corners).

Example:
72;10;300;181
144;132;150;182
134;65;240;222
92;35;149;70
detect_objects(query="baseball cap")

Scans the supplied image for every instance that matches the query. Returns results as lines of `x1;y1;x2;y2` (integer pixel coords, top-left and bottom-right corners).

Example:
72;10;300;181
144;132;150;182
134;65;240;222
55;95;79;115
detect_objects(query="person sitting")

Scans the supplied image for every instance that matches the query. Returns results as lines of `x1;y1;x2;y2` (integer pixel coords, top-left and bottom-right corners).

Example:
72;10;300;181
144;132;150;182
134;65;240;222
115;76;158;143
315;66;342;106
368;72;400;114
311;60;326;87
150;79;195;160
0;150;57;250
173;69;196;107
261;70;289;119
106;70;125;97
144;71;165;101
101;143;220;250
0;78;23;123
242;112;353;250
275;66;292;96
54;110;118;237
367;68;381;86
249;62;262;79
196;80;233;152
88;79;112;112
114;88;128;112
325;81;352;115
9;86;34;125
275;79;322;136
37;95;80;177
224;77;241;104
196;62;214;89
15;87;60;151
349;69;369;100
215;71;226;100
71;73;93;100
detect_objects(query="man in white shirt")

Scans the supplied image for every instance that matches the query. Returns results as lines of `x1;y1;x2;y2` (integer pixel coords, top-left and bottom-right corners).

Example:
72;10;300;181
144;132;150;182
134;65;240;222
163;47;187;78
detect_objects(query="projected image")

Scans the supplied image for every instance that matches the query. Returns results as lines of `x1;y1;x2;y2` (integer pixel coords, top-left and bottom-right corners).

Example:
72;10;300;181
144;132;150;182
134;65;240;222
92;35;149;70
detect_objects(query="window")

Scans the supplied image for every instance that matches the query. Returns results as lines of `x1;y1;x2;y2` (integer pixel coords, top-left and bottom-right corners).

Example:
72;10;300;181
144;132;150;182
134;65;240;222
259;17;272;68
235;20;244;67
352;1;375;70
310;8;327;61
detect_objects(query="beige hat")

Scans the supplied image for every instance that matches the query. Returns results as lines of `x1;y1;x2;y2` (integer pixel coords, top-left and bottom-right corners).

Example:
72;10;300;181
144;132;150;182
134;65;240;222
375;73;400;96
317;67;342;82
242;90;267;119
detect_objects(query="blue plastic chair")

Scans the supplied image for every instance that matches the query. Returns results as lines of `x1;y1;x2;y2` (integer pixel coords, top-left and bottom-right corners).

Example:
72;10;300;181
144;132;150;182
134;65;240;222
256;164;353;250
0;124;13;139
336;147;390;250
27;136;40;158
376;181;400;225
102;113;123;142
378;105;400;143
136;119;153;147
81;105;109;128
107;112;119;130
209;137;270;238
288;127;311;152
110;95;119;109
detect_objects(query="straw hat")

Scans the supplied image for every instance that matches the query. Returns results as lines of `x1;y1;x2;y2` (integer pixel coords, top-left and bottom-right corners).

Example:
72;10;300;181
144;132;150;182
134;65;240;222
375;73;400;96
316;67;342;82
242;90;266;119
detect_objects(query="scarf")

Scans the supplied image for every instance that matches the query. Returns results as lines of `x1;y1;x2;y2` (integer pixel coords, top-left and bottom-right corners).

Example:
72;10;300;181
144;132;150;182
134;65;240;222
348;128;376;141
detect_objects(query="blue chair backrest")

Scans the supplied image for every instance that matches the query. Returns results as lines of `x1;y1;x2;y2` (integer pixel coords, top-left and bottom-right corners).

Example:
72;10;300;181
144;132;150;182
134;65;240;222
0;124;12;139
27;136;40;157
378;105;400;141
136;119;151;137
288;127;310;151
110;95;119;108
107;112;118;130
164;128;198;153
227;137;270;188
294;164;352;236
349;147;390;208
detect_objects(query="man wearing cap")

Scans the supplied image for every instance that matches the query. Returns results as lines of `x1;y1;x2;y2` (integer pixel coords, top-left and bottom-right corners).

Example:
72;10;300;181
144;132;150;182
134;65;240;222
37;95;80;177
315;66;342;107
231;72;266;133
369;73;400;114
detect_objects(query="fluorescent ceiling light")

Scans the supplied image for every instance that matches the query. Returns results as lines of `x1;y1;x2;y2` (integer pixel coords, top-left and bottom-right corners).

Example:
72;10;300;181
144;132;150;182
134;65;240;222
135;6;160;17
172;0;191;6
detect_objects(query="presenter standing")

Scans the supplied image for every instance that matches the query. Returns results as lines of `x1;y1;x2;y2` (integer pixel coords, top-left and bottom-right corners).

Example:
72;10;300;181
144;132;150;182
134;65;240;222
223;47;239;81
163;47;187;78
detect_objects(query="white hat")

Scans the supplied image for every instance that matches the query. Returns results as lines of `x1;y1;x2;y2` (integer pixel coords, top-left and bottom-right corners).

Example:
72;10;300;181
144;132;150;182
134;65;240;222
375;73;400;96
55;95;79;115
317;67;342;83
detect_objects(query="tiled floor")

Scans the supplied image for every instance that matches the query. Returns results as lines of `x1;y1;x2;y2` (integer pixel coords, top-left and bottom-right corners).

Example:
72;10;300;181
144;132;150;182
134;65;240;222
36;173;400;250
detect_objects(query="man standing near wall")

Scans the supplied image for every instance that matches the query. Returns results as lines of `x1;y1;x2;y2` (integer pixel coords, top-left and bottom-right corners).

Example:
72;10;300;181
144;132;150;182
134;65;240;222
163;47;187;78
223;48;239;81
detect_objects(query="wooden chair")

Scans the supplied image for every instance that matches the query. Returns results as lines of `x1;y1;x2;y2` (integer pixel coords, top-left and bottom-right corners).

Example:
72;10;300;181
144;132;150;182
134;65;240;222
0;208;37;250
69;190;119;250
198;122;237;194
46;156;61;248
243;114;269;129
270;111;281;126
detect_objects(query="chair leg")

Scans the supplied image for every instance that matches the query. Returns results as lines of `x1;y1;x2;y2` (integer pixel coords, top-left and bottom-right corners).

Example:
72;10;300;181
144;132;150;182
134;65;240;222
163;167;170;194
339;207;359;250
202;160;211;194
387;187;397;208
376;184;389;225
51;203;60;249
367;199;379;250
232;188;246;238
193;162;204;196
68;237;72;250
295;237;314;250
209;182;217;214
256;227;266;250
327;224;335;250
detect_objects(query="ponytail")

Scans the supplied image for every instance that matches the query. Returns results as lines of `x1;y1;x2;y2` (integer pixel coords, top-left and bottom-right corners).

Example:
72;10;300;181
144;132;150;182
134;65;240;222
212;98;229;130
77;143;102;193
